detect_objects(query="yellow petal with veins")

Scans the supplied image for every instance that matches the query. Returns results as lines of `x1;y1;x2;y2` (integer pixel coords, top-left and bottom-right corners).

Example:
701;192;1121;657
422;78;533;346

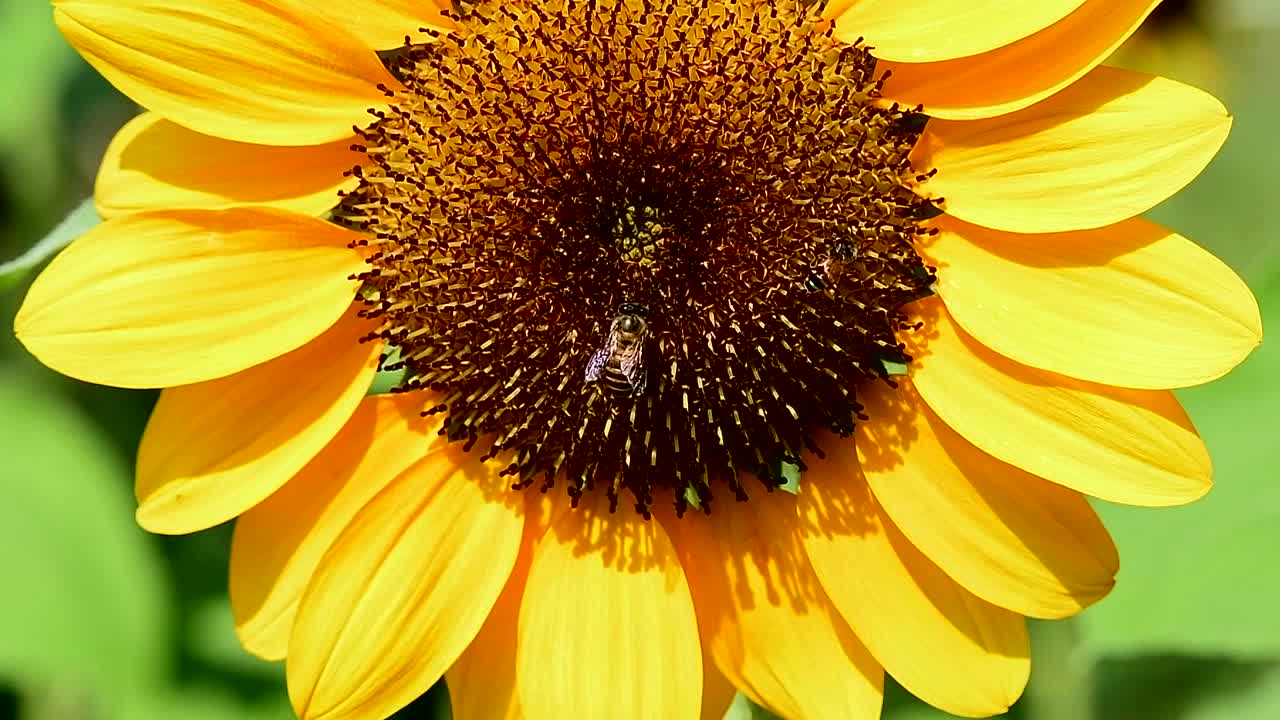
518;495;702;720
671;493;884;720
880;0;1162;119
827;0;1083;62
15;208;365;389
136;307;380;535
315;0;456;50
908;297;1212;506
916;66;1230;233
55;0;396;145
97;113;361;217
288;447;524;720
447;545;529;720
230;392;438;660
799;456;1029;717
858;382;1118;619
926;215;1261;389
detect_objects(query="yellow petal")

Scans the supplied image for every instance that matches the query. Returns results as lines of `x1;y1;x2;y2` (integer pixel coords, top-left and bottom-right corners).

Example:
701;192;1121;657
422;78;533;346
826;0;1083;62
671;493;884;720
448;600;525;720
915;66;1231;233
14;208;366;389
288;448;524;720
447;514;535;720
927;215;1262;389
858;382;1118;618
701;655;737;720
230;392;438;660
54;0;396;145
316;0;456;50
97;112;361;218
799;457;1029;718
909;297;1212;506
136;307;380;535
880;0;1162;119
518;495;702;720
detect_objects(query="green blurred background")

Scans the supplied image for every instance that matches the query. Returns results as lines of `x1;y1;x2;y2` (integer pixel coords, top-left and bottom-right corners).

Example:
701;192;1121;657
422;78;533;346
0;0;1276;718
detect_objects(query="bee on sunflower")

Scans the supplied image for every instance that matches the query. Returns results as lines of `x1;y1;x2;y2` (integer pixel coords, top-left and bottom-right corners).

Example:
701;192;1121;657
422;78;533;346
16;0;1260;719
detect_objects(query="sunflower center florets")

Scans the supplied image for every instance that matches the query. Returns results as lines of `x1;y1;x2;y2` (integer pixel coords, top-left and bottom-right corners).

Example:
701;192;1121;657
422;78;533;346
612;202;667;265
340;0;937;517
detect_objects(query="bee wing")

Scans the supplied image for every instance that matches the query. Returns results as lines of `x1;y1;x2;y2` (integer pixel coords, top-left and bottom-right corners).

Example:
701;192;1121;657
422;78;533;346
584;336;616;382
616;339;648;395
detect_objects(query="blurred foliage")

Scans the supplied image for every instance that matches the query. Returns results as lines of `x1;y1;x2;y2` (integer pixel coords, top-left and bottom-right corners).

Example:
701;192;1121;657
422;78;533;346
0;0;1277;719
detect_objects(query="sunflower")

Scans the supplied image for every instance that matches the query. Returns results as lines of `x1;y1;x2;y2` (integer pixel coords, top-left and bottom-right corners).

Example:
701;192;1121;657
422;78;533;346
14;0;1261;718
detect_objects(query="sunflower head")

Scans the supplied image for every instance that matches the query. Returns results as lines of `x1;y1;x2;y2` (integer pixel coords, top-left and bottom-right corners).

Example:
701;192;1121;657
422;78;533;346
348;0;938;516
10;0;1264;718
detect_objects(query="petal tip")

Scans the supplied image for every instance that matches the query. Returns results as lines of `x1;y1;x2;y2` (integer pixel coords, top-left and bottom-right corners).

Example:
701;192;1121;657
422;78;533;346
237;629;287;663
135;485;237;535
12;310;34;343
135;498;191;535
13;292;52;349
133;502;170;535
1152;470;1213;508
1188;475;1214;503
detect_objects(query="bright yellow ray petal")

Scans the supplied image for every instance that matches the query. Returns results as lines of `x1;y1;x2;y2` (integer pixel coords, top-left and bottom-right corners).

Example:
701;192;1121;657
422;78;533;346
826;0;1083;62
447;515;535;720
96;113;361;218
318;0;456;50
288;448;524;720
909;297;1212;506
229;391;438;660
518;495;702;720
671;493;884;720
914;66;1231;233
54;0;397;145
880;0;1161;119
14;208;366;389
799;457;1029;718
136;307;379;535
858;382;1118;618
448;594;525;720
926;215;1261;389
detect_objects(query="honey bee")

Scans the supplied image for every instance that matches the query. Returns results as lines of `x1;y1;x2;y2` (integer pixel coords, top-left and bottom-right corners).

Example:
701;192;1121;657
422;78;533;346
585;303;650;396
803;240;857;292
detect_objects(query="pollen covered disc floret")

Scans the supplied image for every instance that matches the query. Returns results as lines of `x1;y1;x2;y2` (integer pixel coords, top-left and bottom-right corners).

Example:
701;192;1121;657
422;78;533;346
341;0;937;516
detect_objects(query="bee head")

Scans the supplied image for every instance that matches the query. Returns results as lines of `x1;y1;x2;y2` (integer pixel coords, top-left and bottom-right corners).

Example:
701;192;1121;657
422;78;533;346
618;302;650;317
616;314;646;333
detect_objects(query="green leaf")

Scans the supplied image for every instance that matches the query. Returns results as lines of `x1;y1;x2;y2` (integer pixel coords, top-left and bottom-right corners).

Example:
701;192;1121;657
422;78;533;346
1182;662;1280;720
0;366;172;697
368;343;407;395
1082;272;1280;656
0;198;99;290
1093;656;1280;720
879;358;910;376
683;485;705;511
778;460;801;494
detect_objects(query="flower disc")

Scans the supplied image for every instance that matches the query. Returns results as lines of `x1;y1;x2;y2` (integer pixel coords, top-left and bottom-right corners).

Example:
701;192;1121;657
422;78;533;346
345;0;937;515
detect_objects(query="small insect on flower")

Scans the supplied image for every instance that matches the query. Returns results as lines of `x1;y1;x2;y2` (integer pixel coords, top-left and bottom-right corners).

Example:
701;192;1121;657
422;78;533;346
584;303;651;397
803;239;858;292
